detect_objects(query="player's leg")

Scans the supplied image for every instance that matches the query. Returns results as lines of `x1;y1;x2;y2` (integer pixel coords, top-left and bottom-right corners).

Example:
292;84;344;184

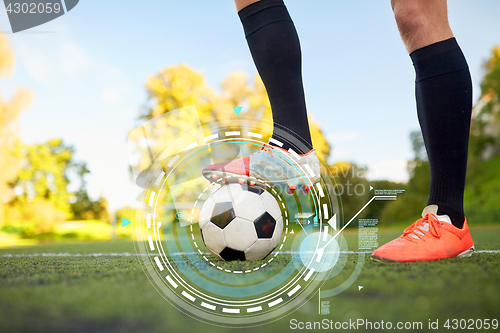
391;0;453;53
235;0;258;11
394;0;472;227
372;0;474;262
235;0;312;152
203;0;318;190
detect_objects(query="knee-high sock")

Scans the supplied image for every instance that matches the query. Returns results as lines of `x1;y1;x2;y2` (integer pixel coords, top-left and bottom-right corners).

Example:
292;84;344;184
238;0;312;153
411;37;472;228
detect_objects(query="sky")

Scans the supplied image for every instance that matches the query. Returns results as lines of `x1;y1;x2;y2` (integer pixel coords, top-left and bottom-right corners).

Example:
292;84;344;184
1;0;500;211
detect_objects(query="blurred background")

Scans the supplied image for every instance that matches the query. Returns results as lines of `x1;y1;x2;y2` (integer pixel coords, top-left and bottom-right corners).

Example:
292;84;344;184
1;0;500;247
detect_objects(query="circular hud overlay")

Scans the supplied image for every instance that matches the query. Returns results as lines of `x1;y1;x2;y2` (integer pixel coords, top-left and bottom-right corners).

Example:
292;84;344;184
130;114;360;327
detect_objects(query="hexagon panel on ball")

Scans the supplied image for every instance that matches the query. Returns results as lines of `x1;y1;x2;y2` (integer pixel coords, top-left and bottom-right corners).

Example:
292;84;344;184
198;184;284;261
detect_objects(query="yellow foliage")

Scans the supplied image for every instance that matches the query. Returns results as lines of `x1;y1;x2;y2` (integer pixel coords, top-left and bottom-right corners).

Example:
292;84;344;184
144;64;215;121
484;46;500;72
15;139;73;219
220;71;250;107
474;45;500;151
5;199;66;236
0;89;33;187
132;65;332;191
308;115;331;162
331;161;351;172
0;32;33;226
0;33;15;77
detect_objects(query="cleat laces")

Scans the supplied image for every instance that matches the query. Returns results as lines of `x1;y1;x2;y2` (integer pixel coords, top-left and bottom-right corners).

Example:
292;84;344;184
260;143;275;157
402;213;442;242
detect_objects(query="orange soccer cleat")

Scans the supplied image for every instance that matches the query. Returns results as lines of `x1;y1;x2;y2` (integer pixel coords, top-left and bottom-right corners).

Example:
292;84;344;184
371;205;474;262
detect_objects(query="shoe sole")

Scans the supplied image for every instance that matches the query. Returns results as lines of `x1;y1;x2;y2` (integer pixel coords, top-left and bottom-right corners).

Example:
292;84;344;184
370;245;475;263
456;246;475;258
201;170;317;192
201;170;270;187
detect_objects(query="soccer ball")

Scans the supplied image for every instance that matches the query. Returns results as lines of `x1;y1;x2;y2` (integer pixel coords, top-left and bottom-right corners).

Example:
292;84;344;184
199;184;283;261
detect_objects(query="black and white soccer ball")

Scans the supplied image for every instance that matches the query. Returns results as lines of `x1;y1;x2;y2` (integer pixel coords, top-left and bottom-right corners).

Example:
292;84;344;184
199;184;283;261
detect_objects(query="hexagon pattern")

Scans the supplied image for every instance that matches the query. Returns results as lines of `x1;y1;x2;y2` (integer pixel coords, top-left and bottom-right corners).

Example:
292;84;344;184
233;190;266;222
244;239;276;261
271;217;283;245
199;196;215;229
261;190;282;221
201;222;226;254
245;217;283;260
211;183;243;203
247;186;264;195
199;184;284;261
224;217;258;251
211;202;235;229
254;212;276;238
220;247;246;261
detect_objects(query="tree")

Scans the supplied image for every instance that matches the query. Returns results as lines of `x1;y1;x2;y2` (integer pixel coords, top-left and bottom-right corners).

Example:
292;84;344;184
15;139;74;214
0;33;15;76
131;64;332;177
329;161;371;224
129;65;218;181
5;139;108;235
378;131;429;225
463;46;500;223
469;46;500;162
1;33;106;235
0;33;33;226
410;130;427;162
70;162;109;222
6;139;73;235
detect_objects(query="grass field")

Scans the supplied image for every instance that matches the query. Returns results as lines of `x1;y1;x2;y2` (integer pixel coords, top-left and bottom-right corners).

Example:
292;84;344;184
1;226;500;332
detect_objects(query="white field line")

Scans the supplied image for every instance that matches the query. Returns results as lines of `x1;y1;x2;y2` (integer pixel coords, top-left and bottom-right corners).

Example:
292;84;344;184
1;250;499;258
0;253;147;257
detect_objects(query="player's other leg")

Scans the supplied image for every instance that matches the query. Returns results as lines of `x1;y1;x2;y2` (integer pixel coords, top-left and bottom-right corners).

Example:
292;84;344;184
202;0;319;189
372;0;474;262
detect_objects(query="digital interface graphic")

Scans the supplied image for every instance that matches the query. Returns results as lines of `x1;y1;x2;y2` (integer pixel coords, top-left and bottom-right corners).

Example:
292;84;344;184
1;1;499;331
127;105;401;327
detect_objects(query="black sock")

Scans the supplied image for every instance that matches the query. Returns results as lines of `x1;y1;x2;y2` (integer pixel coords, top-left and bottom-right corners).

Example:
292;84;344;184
411;38;472;228
238;0;312;154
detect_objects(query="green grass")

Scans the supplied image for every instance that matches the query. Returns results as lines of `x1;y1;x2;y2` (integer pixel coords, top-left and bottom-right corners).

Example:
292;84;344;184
1;227;500;332
0;220;133;248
